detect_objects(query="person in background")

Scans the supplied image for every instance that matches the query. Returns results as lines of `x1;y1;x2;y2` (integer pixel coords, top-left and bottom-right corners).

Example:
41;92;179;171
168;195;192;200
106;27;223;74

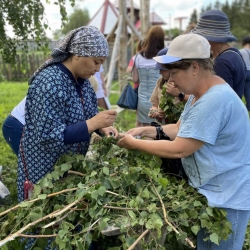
148;47;183;124
132;25;165;126
2;97;26;156
117;33;250;249
240;35;250;111
2;76;99;156
191;9;246;98
126;40;144;127
95;64;110;110
126;40;144;89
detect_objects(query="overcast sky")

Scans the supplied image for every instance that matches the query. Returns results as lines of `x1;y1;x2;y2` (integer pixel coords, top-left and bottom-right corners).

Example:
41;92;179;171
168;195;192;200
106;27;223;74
43;0;233;39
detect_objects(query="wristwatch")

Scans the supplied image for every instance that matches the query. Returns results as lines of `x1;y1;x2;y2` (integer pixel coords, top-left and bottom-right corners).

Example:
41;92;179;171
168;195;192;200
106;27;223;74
178;92;185;101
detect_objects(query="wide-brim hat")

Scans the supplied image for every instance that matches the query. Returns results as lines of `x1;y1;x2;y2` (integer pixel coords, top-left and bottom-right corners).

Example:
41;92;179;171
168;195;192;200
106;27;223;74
155;47;169;70
191;10;236;43
153;34;210;64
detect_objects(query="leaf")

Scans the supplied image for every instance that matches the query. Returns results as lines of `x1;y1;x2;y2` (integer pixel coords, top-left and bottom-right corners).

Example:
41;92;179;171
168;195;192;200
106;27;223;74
128;210;136;220
58;229;67;239
206;207;214;216
103;166;109;175
55;235;66;249
91;190;99;200
98;186;106;196
158;177;169;188
19;201;30;208
194;200;202;207
191;225;200;235
61;163;72;171
210;233;219;245
38;194;47;200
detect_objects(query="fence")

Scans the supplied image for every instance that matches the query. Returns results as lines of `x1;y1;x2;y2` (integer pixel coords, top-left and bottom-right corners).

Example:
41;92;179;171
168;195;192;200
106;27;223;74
0;54;49;81
0;40;132;82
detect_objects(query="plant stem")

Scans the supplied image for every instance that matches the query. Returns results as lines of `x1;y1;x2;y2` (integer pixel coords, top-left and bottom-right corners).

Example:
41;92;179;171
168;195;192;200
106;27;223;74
127;229;150;250
149;178;195;248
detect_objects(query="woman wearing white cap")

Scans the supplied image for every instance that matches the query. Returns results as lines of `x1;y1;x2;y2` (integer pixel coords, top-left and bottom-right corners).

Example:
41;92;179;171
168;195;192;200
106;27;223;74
117;33;250;249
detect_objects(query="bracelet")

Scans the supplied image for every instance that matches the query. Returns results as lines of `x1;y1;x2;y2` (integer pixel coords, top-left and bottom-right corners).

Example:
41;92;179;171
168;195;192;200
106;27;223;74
155;125;170;140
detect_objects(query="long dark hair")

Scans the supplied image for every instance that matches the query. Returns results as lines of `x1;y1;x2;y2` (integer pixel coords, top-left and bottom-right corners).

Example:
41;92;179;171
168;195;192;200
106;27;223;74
139;26;165;59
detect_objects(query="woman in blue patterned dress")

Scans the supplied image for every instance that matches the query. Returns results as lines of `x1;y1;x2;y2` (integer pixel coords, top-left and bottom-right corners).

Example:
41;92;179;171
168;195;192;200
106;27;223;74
17;26;118;204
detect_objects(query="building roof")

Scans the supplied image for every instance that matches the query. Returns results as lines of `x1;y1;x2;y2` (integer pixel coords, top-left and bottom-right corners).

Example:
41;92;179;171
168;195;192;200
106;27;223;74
150;11;166;25
87;0;119;35
112;0;140;10
87;0;166;35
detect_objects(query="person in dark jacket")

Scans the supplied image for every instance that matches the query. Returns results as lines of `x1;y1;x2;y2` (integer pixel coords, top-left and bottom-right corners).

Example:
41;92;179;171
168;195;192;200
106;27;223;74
191;9;246;98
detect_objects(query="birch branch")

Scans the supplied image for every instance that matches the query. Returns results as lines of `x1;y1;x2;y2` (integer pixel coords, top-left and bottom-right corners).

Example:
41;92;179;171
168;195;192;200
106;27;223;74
150;178;195;249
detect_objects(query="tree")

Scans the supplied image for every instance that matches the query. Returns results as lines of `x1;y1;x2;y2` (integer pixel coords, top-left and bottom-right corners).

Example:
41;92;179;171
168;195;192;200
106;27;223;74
189;9;198;25
61;7;89;35
0;0;75;63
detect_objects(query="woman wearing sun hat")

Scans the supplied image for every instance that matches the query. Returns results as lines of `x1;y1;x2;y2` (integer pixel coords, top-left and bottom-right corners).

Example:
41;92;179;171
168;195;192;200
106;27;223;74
191;9;246;98
117;33;250;249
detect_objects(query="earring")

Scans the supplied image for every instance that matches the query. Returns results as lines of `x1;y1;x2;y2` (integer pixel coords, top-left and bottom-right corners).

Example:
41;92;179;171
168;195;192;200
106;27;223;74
194;75;197;78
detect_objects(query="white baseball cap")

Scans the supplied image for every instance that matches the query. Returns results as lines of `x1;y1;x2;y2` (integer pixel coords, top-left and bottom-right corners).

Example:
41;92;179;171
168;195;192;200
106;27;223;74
153;34;211;64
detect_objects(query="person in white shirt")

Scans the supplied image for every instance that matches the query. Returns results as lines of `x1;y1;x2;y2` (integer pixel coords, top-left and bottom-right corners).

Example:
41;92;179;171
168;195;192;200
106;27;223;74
94;65;110;109
2;96;26;155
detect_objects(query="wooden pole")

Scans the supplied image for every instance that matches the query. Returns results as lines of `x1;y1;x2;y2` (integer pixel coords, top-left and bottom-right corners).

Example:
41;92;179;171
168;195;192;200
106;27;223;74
140;0;151;39
118;0;128;92
130;0;134;56
106;15;123;97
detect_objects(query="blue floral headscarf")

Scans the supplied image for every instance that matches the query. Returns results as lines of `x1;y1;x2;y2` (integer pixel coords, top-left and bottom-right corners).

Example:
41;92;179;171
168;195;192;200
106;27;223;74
29;26;108;84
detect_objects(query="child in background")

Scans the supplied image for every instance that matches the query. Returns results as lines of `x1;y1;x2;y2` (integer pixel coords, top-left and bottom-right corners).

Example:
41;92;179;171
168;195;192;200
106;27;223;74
148;48;180;124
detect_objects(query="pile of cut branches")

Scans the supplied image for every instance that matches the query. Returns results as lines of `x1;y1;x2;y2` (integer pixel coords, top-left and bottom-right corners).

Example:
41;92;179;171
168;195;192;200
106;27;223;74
0;137;231;250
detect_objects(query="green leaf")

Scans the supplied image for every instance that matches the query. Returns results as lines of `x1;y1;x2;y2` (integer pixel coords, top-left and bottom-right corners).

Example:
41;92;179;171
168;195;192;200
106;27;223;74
103;166;109;175
98;186;106;196
158;177;169;188
210;233;219;245
91;190;99;200
194;200;202;207
206;207;214;216
58;229;67;239
19;201;30;208
128;210;136;220
61;163;72;171
38;194;47;200
191;225;200;235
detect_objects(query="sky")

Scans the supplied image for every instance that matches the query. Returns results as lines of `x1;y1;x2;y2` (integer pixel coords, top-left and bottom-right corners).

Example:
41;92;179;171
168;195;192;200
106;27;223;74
42;0;233;39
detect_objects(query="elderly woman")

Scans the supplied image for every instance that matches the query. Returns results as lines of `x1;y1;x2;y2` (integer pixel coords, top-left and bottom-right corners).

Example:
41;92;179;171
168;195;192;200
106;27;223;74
191;9;246;98
18;26;118;204
117;34;250;249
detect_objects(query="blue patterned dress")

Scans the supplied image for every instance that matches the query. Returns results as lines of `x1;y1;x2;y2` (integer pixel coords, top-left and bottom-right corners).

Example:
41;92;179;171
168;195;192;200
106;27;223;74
17;63;98;203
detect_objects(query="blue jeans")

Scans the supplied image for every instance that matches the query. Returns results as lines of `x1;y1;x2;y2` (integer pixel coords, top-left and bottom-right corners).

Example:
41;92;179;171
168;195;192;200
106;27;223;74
197;208;250;250
244;70;250;111
2;115;24;156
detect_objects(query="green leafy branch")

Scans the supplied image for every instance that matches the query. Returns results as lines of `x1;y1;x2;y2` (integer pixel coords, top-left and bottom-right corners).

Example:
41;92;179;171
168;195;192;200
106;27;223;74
159;85;184;123
0;137;232;249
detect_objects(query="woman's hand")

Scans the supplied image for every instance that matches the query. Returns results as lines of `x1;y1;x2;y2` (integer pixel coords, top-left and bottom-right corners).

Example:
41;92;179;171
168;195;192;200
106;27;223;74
99;126;119;138
86;110;117;133
117;134;136;149
148;106;159;118
158;108;165;118
166;81;180;97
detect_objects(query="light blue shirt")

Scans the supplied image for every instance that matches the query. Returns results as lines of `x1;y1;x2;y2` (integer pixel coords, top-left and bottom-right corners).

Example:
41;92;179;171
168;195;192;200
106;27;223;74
178;84;250;209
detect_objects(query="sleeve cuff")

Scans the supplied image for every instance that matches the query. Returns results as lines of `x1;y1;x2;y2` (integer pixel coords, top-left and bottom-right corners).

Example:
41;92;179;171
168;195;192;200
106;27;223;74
64;121;90;145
